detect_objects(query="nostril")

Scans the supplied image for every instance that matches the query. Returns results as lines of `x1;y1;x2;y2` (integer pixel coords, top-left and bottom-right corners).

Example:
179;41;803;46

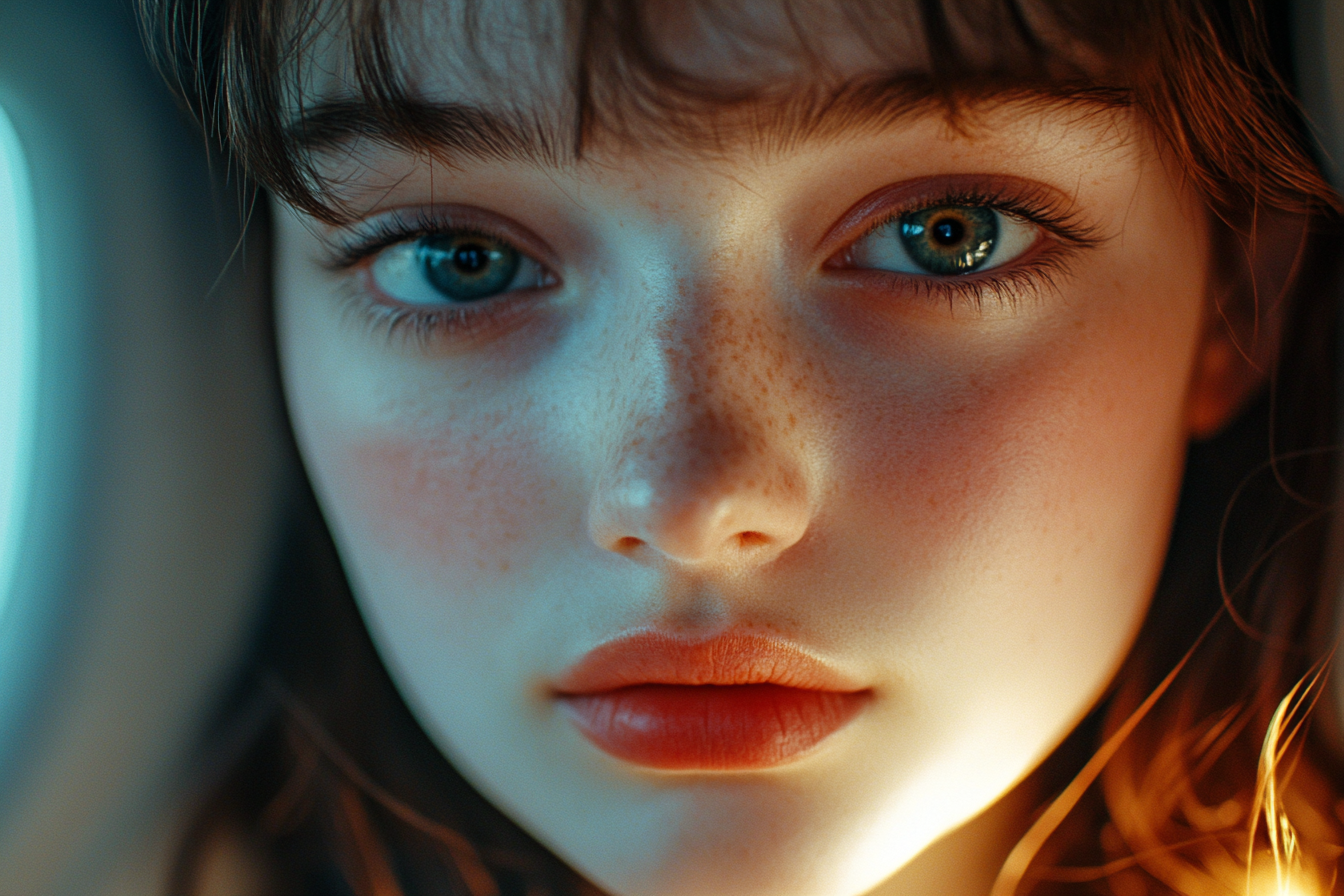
614;536;644;553
589;474;812;565
736;531;770;549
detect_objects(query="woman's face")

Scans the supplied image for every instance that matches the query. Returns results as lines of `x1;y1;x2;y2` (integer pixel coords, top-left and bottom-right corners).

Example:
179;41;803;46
273;6;1244;895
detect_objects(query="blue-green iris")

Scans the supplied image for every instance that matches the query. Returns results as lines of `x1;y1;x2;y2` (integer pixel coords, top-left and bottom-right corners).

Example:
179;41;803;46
899;206;998;275
418;233;521;302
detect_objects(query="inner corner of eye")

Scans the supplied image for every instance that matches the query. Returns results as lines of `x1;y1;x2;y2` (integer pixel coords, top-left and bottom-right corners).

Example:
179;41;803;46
824;242;856;268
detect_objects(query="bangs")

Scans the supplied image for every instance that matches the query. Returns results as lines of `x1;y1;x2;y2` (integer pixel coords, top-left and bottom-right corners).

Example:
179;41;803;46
139;0;1338;225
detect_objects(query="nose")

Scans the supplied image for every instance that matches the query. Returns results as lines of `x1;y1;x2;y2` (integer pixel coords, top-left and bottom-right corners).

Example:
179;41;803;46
586;304;815;569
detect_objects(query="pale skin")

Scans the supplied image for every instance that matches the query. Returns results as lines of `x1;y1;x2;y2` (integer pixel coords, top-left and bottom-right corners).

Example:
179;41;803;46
270;7;1275;894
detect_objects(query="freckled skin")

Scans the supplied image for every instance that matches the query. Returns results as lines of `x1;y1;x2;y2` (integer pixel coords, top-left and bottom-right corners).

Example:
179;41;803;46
275;95;1248;896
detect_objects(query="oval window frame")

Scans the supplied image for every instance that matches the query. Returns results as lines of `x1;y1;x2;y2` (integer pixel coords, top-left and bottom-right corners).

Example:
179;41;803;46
0;100;36;630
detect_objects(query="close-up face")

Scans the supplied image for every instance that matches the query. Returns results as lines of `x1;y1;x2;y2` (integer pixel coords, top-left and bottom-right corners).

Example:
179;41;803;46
271;3;1247;895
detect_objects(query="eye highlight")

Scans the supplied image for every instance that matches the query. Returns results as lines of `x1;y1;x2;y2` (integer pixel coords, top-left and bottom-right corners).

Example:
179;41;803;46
850;204;1039;277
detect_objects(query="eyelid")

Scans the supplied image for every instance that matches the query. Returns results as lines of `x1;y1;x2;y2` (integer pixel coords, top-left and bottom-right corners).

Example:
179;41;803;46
320;205;562;277
817;175;1100;262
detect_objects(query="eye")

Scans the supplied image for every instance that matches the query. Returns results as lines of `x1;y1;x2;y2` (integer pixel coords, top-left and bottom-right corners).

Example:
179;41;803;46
849;205;1040;276
369;231;551;305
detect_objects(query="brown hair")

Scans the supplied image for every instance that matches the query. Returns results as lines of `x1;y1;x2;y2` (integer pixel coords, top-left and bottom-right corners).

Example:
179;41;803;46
137;1;1344;894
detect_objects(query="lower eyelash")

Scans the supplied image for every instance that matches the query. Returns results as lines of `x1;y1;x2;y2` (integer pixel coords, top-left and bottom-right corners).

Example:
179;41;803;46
335;277;493;346
874;248;1078;315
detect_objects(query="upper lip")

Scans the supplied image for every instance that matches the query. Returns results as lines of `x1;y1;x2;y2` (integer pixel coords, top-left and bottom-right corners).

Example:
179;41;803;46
551;630;869;694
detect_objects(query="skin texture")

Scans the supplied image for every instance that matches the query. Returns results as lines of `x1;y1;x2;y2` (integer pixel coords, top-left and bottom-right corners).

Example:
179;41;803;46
271;8;1269;894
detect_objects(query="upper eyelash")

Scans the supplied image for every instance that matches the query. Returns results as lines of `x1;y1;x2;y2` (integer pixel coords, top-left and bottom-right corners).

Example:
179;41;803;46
321;209;522;272
833;183;1103;314
853;183;1102;248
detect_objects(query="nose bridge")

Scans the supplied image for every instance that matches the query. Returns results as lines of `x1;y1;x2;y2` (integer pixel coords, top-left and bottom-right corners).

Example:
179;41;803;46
588;258;814;567
648;297;786;485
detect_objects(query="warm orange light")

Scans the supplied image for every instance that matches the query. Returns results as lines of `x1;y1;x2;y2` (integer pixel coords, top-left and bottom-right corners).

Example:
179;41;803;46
1246;862;1321;896
989;658;1337;896
1242;670;1330;896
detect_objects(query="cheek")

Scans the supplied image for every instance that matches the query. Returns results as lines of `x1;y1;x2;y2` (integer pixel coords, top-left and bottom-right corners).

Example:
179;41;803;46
837;342;1187;564
336;433;545;577
294;407;579;661
276;280;565;594
814;262;1204;687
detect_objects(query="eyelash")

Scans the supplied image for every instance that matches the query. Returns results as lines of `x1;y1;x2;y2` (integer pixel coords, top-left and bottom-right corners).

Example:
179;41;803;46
323;183;1102;344
322;210;552;345
832;183;1102;313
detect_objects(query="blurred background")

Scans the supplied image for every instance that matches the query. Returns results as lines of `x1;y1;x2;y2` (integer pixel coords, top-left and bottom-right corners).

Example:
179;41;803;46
0;1;290;893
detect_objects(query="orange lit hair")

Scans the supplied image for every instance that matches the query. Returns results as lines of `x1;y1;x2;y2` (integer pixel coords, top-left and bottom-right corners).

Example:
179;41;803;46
137;2;1344;894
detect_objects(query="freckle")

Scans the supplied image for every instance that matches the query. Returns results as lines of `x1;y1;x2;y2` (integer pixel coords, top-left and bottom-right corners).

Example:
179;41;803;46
499;559;511;573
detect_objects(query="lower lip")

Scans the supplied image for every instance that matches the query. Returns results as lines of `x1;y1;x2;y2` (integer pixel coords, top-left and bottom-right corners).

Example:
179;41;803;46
559;684;870;770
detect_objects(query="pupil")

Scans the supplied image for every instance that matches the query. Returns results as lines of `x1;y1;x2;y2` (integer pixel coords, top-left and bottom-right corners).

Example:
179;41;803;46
932;218;964;246
454;244;490;274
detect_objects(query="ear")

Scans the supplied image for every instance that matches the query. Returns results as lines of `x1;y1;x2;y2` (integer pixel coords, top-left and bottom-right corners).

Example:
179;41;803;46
1184;211;1305;439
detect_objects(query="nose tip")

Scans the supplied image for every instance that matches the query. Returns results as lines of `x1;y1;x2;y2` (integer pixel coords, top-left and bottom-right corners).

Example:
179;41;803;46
588;461;812;568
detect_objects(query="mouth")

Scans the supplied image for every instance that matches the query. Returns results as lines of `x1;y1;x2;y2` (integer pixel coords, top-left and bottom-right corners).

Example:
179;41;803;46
552;631;872;771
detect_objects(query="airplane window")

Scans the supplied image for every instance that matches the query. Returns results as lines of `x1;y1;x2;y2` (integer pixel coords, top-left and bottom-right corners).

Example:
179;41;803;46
0;102;34;629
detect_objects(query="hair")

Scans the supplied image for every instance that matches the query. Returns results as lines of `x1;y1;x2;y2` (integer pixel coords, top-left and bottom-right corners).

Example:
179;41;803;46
137;1;1344;894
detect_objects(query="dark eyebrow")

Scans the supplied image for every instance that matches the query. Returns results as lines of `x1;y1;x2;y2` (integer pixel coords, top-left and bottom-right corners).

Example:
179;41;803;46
288;81;1132;169
288;98;572;167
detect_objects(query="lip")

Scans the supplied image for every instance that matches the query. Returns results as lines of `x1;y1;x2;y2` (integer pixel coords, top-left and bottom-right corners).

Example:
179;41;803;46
553;631;872;770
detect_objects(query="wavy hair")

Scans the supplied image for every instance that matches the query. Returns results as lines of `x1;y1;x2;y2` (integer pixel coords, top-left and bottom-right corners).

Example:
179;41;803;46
137;1;1344;894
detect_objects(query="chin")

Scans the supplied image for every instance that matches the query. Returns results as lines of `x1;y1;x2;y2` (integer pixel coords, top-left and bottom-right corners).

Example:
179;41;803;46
579;809;929;896
522;755;977;896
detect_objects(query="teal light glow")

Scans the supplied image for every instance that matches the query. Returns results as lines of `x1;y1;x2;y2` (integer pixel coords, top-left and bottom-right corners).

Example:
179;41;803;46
0;103;35;626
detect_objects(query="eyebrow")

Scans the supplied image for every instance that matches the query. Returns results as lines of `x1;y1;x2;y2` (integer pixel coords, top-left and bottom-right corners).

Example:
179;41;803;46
287;80;1132;170
290;98;571;168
